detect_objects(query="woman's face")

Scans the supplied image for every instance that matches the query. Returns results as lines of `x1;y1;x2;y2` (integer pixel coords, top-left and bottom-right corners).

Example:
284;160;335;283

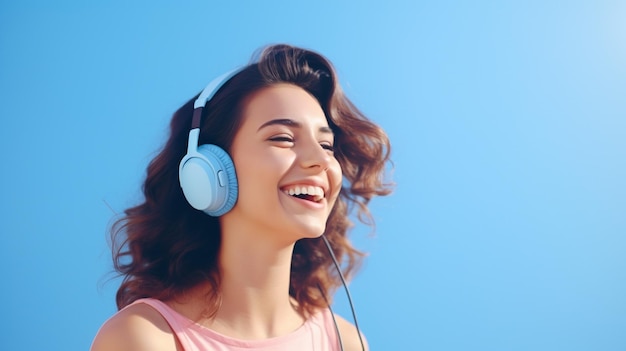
225;83;342;243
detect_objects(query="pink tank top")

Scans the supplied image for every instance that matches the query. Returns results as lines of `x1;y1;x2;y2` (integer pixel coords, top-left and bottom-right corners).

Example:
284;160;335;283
132;298;341;351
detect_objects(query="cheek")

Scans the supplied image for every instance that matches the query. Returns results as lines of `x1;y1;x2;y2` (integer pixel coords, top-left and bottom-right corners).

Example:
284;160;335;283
232;148;293;192
328;160;343;201
231;147;263;195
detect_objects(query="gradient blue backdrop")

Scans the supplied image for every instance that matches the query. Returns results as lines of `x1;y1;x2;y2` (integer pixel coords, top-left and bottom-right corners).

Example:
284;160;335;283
1;1;624;350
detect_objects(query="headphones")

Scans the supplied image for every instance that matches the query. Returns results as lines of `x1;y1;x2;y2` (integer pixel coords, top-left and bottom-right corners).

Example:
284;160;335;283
178;69;242;216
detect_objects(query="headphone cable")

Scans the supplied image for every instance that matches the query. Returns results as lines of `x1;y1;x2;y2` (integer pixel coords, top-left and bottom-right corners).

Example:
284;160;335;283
321;235;366;351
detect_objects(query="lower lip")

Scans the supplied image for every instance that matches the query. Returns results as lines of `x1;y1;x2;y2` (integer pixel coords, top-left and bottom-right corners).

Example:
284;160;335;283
281;192;325;209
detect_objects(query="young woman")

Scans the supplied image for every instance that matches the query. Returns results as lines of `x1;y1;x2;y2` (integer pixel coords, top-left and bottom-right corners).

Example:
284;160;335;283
91;44;392;351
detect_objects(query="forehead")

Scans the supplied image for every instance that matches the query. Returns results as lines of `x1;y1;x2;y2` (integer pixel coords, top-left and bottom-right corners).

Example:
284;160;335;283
239;84;328;129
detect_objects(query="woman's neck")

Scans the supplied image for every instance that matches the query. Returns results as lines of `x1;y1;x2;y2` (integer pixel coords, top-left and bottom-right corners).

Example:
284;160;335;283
207;218;305;339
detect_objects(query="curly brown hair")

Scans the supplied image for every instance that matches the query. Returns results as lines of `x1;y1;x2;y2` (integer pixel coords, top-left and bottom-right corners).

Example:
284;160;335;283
111;44;392;317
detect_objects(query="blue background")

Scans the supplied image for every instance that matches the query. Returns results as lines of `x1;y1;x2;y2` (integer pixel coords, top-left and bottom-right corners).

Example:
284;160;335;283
1;1;624;350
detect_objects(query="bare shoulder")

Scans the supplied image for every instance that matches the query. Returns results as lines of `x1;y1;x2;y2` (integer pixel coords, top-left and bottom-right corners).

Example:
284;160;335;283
91;303;180;351
335;314;369;351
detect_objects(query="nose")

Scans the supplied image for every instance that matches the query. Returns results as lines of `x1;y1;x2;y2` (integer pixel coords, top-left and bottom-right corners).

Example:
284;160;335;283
299;139;332;171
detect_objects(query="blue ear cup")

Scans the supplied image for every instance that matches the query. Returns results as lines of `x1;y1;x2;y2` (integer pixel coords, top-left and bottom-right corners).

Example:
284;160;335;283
179;144;238;217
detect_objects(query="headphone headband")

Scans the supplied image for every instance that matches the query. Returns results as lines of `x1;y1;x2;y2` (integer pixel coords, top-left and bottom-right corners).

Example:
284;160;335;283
193;68;243;110
187;67;244;153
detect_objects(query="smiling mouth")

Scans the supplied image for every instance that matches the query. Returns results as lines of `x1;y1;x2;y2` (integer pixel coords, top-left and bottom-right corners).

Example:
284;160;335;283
282;185;324;203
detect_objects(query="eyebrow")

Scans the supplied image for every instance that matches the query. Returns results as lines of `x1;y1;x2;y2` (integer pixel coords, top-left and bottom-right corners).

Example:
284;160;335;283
257;118;334;134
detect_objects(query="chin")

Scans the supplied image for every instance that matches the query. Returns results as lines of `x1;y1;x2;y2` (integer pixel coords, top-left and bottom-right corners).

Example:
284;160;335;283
300;229;325;240
288;220;328;241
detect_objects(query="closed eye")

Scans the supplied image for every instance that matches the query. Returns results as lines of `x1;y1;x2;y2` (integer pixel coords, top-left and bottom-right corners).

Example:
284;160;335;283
268;135;294;144
320;143;334;152
269;135;334;153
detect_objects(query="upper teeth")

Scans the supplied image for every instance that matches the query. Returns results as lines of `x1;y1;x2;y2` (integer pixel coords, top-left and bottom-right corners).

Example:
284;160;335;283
284;185;324;201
